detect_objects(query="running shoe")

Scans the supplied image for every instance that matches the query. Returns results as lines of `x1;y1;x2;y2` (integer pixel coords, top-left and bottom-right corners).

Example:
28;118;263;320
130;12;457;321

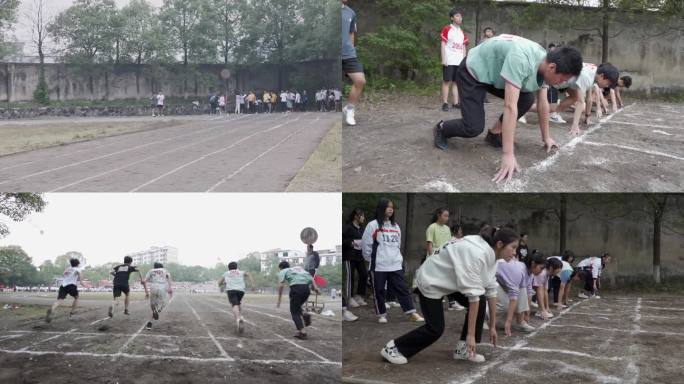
518;115;528;124
152;306;159;320
348;297;360;308
513;321;536;332
294;332;308;340
452;103;460;110
378;315;388;324
549;112;566;124
387;301;401;308
578;292;589;299
433;120;449;150
353;296;368;306
303;313;312;327
343;106;357;126
146;321;152;330
124;309;129;315
442;103;449;112
237;318;244;334
448;302;465;311
454;342;486;363
343;310;359;322
485;130;503;148
381;340;408;365
408;313;424;322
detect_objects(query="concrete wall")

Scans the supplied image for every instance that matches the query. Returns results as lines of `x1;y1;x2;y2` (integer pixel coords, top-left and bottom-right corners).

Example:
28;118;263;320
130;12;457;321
342;194;684;285
0;60;341;102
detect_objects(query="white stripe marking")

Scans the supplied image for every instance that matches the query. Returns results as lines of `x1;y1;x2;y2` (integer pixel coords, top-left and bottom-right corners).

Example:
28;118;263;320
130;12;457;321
478;344;623;361
583;141;684;161
275;333;330;363
186;301;232;360
608;120;684;130
89;317;110;326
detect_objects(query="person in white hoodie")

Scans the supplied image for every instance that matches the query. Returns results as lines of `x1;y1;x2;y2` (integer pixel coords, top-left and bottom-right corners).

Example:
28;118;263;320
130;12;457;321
381;227;519;365
362;198;424;324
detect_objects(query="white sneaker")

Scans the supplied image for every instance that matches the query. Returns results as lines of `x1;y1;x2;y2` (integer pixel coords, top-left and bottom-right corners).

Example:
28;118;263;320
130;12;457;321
348;297;360;308
407;312;424;322
378;315;388;324
353;296;368;306
534;311;547;320
578;292;589;299
549;112;566;124
482;322;489;330
448;302;465;311
343;309;359;322
592;294;601;299
513;321;535;332
381;340;408;365
530;301;539;308
518;116;527;124
453;342;486;363
544;311;554;318
387;301;401;308
344;106;357;126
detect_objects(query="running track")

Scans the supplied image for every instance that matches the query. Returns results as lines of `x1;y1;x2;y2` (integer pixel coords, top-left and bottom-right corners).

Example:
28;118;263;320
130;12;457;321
0;113;337;192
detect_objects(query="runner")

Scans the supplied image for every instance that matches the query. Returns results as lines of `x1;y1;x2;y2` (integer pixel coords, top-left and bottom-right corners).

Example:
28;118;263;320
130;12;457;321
218;262;255;333
144;262;173;331
342;0;366;126
440;8;469;111
277;261;321;340
432;34;583;182
156;90;165;117
45;258;82;323
108;256;148;318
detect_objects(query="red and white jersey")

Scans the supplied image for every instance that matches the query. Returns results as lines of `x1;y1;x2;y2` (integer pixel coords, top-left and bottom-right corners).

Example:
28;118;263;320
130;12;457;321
441;25;469;66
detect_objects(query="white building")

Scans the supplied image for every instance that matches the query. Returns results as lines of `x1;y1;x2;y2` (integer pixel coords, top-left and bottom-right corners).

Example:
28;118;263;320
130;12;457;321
126;246;179;266
258;246;340;271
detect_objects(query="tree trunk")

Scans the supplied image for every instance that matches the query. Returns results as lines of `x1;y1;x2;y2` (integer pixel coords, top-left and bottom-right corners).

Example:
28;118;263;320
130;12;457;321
601;0;610;63
652;197;667;284
475;0;483;45
559;194;567;254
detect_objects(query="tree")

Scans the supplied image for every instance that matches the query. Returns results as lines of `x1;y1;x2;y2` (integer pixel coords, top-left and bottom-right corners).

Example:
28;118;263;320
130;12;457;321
0;0;19;59
54;251;86;269
0;193;47;238
120;0;169;65
210;0;240;64
0;246;39;286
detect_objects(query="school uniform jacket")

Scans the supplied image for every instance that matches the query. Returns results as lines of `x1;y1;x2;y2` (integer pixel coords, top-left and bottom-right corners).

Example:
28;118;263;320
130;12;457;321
414;235;498;302
342;222;364;262
361;220;403;272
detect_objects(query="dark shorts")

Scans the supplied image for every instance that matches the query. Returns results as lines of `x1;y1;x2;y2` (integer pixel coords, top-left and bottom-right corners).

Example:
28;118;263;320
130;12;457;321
342;57;364;74
443;65;459;82
113;285;130;298
227;290;245;306
58;284;78;300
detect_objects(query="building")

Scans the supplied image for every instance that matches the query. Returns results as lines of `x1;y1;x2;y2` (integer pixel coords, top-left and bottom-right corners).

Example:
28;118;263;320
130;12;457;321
258;246;341;271
126;246;179;266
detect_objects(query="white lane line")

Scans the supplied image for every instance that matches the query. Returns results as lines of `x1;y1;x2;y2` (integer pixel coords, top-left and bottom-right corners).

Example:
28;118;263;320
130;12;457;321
608;120;684;130
500;103;635;192
130;116;303;192
16;328;78;352
477;343;623;361
547;323;684;336
624;298;642;384
89;317;110;326
49;115;259;191
640;306;684;311
206;116;320;192
455;298;588;384
0;114;254;186
560;310;682;320
186;301;232;360
114;293;176;360
583;141;684;161
0;349;341;365
275;333;330;362
6;330;280;341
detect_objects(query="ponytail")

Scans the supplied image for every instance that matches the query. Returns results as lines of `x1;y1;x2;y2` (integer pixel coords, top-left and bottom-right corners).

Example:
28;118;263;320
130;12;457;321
524;253;545;269
480;226;519;248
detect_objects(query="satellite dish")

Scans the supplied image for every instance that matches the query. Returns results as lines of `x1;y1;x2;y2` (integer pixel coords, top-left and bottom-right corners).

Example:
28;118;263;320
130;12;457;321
300;227;318;245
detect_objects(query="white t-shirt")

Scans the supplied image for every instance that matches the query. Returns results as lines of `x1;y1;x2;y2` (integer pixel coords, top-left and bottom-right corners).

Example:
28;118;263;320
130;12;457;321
577;256;602;278
280;92;287;102
218;96;225;106
145;268;170;288
223;269;246;291
156;94;164;106
295;93;301;103
61;267;80;287
441;24;469;66
558;62;597;93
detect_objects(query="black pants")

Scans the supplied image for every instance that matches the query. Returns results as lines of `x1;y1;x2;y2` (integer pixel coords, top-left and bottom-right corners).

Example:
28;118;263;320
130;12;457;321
548;86;559;104
369;270;415;315
343;260;367;301
443;60;535;139
393;291;487;359
289;284;310;330
548;275;561;303
582;270;595;293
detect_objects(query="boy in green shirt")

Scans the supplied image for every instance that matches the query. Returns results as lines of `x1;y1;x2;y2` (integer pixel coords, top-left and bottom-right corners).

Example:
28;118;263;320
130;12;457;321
277;261;321;340
433;34;583;183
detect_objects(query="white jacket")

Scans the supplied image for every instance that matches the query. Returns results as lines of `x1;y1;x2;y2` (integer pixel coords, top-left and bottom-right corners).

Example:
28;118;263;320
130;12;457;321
414;235;498;302
362;219;403;272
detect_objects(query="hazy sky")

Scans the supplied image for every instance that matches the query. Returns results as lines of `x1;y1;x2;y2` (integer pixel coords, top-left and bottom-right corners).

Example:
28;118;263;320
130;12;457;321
0;193;341;268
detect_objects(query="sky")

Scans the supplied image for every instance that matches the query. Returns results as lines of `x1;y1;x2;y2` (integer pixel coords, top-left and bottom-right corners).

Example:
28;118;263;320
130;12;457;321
0;193;342;268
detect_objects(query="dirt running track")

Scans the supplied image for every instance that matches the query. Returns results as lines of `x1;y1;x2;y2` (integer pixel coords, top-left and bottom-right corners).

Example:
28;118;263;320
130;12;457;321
0;292;341;384
343;96;684;192
342;294;684;384
0;113;339;192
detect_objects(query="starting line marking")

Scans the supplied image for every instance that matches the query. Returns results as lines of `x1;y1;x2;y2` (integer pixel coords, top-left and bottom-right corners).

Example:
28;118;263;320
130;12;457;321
478;344;623;361
547;323;684;337
186;301;232;360
608;120;684;130
3;330;282;342
582;141;684;161
0;348;341;365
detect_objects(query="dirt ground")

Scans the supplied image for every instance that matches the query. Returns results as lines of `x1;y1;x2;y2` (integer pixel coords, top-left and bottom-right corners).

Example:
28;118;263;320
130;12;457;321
0;112;339;192
287;120;342;192
342;293;684;384
0;291;341;384
343;94;684;192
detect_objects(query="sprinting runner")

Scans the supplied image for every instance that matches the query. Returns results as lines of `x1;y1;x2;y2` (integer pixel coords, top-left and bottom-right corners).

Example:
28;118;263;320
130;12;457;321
45;258;82;323
108;256;148;318
277;261;321;340
341;0;366;126
432;34;583;182
440;8;469;111
218;262;255;333
576;253;611;299
144;262;173;331
362;198;425;324
380;227;519;365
